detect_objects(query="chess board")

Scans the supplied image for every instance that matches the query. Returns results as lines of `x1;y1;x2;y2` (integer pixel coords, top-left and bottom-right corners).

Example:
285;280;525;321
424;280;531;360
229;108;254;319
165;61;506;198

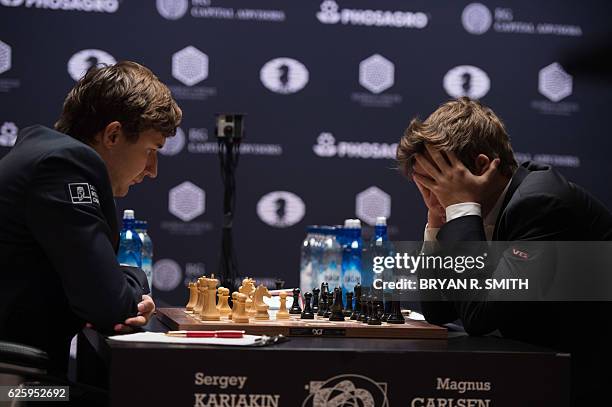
157;308;447;339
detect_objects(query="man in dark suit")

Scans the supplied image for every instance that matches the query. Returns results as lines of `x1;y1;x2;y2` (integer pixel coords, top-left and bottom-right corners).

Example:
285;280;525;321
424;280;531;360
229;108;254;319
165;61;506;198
397;97;612;405
0;61;182;378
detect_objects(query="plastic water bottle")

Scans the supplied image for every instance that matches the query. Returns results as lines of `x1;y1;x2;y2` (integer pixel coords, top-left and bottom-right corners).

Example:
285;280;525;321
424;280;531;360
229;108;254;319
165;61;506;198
135;220;153;295
341;219;362;293
117;209;142;268
320;226;342;291
365;216;394;290
300;226;319;293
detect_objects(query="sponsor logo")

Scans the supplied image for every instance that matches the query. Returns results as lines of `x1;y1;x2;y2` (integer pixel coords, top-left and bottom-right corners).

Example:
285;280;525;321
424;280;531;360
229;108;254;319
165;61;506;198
0;121;17;147
356;186;391;226
67;49;116;81
443;65;490;99
153;259;183;291
159;127;186;156
531;63;578;116
174;126;282;156
260;57;309;94
302;374;389;407
256;191;305;228
359;54;394;94
184;262;206;287
0;40;11;74
462;3;582;37
67;182;100;206
172;46;208;86
0;0;119;13
156;0;188;20
169;181;206;222
512;248;529;260
313;132;397;160
316;0;428;29
515;152;580;168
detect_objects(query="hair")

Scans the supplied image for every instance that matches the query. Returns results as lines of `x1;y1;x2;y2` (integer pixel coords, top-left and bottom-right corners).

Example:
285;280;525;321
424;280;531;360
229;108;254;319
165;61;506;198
397;97;517;178
55;61;182;144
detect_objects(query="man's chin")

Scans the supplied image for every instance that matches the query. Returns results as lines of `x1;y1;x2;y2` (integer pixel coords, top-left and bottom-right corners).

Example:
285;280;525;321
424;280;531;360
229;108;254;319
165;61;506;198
113;185;130;198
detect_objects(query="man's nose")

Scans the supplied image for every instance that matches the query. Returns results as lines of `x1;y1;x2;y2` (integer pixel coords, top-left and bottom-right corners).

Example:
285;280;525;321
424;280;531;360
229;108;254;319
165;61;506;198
145;152;158;179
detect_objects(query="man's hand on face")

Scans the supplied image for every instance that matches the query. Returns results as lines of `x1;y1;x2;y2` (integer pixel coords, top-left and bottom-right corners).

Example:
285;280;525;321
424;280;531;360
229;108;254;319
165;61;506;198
413;144;500;208
113;294;156;334
412;161;446;228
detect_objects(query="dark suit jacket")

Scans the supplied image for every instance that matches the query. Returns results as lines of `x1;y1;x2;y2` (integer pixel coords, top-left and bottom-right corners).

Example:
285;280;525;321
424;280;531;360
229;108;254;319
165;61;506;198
0;125;148;375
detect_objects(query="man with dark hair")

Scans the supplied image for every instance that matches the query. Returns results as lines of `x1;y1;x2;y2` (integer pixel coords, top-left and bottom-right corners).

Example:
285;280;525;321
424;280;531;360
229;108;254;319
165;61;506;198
398;97;612;405
0;61;182;378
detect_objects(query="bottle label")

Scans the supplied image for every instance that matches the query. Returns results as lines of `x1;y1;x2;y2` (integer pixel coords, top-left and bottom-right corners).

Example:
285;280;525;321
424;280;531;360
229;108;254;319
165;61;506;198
342;267;361;292
321;261;341;290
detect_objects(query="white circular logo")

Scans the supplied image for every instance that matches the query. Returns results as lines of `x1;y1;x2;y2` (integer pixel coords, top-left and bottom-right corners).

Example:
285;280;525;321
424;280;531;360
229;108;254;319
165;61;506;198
313;132;337;157
67;49;116;81
159;127;186;156
462;3;492;35
443;65;490;99
153;259;183;291
260;58;309;94
257;191;305;228
156;0;188;20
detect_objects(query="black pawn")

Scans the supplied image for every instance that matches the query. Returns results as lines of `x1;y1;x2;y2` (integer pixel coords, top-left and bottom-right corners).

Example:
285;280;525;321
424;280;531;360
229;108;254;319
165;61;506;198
289;288;302;314
311;288;320;315
344;292;353;317
329;288;345;321
368;302;382;325
323;292;333;318
359;295;370;323
318;283;329;316
386;300;405;324
301;292;314;319
350;284;362;320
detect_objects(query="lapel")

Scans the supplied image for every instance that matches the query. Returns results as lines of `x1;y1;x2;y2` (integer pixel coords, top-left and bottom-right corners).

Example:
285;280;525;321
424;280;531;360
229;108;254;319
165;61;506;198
492;164;530;241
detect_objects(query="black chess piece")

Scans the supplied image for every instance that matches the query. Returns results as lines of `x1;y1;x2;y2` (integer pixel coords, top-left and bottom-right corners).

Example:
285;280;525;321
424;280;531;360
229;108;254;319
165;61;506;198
329;288;345;321
350;284;361;320
289;288;302;314
381;293;392;322
311;288;320;315
318;282;329;316
301;292;314;319
368;302;382;325
358;295;370;323
386;300;406;324
274;278;285;290
323;291;333;318
344;292;353;317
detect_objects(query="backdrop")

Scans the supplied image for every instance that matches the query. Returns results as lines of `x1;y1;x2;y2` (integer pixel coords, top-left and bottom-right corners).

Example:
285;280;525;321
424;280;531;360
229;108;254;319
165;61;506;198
1;0;611;306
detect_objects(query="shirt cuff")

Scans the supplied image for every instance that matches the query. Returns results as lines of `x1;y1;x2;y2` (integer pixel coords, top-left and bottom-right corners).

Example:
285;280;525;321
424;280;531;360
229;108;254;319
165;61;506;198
424;224;440;241
446;202;481;222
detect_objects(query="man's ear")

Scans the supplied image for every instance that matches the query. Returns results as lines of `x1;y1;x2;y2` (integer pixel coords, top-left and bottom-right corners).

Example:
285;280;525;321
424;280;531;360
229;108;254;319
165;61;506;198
100;121;122;149
474;154;491;175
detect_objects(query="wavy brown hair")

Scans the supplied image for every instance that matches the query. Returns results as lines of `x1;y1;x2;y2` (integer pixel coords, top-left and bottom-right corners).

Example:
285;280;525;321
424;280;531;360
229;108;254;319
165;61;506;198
397;97;517;178
55;61;182;143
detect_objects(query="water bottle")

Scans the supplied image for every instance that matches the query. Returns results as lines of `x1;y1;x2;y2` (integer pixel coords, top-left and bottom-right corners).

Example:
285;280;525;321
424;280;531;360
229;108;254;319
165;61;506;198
117;209;143;268
367;217;395;295
320;226;342;291
135;220;154;295
341;219;362;293
300;226;318;293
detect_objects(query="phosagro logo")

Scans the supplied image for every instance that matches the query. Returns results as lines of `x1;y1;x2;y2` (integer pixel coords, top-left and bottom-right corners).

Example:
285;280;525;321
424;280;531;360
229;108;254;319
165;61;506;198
462;3;492;34
0;0;119;13
0;121;18;147
156;0;188;20
260;58;309;94
443;65;490;99
67;49;116;81
313;132;397;160
302;374;389;407
316;0;428;29
159;127;186;156
153;259;183;292
256;191;306;228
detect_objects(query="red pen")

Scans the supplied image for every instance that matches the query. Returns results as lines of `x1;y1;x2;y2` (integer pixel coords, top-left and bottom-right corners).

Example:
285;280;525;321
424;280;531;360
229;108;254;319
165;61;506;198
165;330;245;338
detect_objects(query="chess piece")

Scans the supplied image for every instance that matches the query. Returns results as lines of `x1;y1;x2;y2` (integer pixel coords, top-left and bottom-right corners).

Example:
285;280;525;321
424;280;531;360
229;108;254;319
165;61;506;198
254;285;271;320
232;293;249;323
386;300;406;324
368;302;382;325
230;292;239;320
311;288;320;315
194;278;207;317
289;288;302;314
381;293;392;322
344;292;353;317
217;287;232;318
323;292;333;318
186;281;199;311
358;294;370;323
300;292;314;319
274;278;285;290
202;278;220;321
318;282;329;316
276;291;290;320
350;284;361;320
329;288;345;321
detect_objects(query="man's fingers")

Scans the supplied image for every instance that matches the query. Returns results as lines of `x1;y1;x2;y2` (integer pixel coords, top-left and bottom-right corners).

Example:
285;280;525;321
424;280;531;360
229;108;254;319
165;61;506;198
482;158;500;178
124;315;147;326
424;144;450;171
446;150;460;165
414;154;440;179
413;172;436;190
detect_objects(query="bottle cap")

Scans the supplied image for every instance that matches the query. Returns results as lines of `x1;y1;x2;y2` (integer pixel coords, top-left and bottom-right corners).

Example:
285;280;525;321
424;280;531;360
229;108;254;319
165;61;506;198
123;209;135;219
353;219;362;229
376;217;387;226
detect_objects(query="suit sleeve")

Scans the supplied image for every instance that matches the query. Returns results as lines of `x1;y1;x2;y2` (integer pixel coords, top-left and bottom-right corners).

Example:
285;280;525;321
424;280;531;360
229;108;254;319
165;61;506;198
25;149;147;332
